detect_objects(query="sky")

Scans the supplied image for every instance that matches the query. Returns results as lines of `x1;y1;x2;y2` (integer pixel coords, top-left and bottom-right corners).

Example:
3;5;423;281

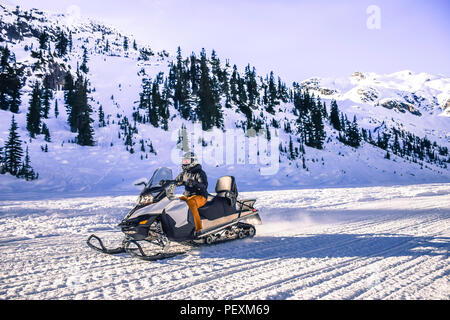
7;0;450;83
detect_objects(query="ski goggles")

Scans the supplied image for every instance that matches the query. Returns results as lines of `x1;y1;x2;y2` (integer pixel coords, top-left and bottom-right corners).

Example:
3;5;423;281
182;159;192;165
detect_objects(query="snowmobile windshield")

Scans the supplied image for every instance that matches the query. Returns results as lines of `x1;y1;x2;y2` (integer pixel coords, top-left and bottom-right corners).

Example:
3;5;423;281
148;167;173;187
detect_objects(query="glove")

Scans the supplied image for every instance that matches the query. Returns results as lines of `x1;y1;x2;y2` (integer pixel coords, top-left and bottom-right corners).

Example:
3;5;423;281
175;176;184;186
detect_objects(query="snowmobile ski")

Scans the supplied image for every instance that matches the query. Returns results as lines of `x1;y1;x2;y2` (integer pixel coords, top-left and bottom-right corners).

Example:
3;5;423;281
86;234;126;255
123;239;189;261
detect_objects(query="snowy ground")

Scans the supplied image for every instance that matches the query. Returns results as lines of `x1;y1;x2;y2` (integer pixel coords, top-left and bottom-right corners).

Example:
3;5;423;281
0;183;449;300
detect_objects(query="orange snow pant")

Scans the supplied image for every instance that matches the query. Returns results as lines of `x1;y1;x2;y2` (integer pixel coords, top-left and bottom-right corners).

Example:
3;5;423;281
180;195;207;232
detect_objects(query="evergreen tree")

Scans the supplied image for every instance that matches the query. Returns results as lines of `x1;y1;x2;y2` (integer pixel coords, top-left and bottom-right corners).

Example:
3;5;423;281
139;77;152;116
42;123;51;142
377;132;390;150
0;45;23;113
309;103;326;149
39;31;49;50
41;75;53;118
245;65;259;108
124;129;133;149
230;65;239;104
293;89;326;150
0;45;11;70
139;76;167;128
210;50;222;88
54;99;59;118
4;115;23;176
392;131;401;155
266;71;278;114
8;75;22;113
329;100;341;131
221;61;231;108
340;113;346;134
171;47;192;120
105;39;110;53
68;31;73;52
159;79;172;130
68;72;86;133
123;36;129;51
26;81;42;138
149;80;161;127
55;31;69;57
64;72;75;127
80;47;89;74
342;116;361;148
196;48;223;130
98;105;105;127
64;71;95;145
75;76;95;146
189;53;199;96
321;101;328;119
18;146;37;181
293;89;311;146
0;145;5;174
237;77;252;122
277;76;289;103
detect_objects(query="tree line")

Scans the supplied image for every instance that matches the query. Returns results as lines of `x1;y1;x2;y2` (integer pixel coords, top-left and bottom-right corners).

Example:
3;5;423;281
132;47;450;170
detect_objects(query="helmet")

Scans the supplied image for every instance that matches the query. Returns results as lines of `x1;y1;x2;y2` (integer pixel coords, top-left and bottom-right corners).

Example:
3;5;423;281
182;152;198;171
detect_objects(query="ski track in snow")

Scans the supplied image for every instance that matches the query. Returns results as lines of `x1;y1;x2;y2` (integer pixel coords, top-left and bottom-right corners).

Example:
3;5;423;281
0;184;449;300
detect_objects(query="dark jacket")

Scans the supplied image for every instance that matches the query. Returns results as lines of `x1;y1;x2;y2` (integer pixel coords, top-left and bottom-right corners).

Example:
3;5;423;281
175;164;208;198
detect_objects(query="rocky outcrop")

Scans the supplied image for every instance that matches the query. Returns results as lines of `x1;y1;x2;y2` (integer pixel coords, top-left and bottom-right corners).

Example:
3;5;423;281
352;72;366;81
357;87;379;103
0;20;42;42
0;6;44;43
300;79;338;96
377;99;422;116
300;78;320;91
319;88;337;96
445;99;450;113
46;61;69;91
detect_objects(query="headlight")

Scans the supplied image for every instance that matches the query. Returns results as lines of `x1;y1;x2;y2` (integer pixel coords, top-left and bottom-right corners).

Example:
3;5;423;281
138;195;154;206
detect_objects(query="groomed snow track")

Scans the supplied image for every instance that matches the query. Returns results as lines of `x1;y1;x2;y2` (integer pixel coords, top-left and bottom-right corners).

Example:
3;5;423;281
0;184;449;300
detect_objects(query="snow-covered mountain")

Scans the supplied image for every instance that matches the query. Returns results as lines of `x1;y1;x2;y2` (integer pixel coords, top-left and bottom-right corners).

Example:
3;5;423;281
0;2;449;197
300;71;450;142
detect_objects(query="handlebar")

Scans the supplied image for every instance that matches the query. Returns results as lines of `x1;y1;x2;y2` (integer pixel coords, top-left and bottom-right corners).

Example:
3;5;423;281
159;180;179;186
140;180;178;196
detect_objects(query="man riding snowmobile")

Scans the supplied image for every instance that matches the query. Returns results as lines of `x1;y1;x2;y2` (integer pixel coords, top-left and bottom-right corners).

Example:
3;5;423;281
174;152;208;233
87;163;262;261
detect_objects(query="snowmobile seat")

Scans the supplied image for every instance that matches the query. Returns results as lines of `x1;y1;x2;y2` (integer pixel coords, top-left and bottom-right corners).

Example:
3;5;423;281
215;176;238;207
198;176;242;230
198;197;235;219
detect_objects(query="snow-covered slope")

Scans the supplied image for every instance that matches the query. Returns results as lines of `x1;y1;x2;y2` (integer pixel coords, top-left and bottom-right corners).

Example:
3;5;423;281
0;2;449;197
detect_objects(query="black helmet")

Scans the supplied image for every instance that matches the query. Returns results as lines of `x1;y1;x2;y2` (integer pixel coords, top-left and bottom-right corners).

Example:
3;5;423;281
182;152;198;171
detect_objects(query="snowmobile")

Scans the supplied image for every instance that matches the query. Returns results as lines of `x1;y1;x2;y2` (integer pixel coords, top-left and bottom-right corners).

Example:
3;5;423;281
87;167;262;261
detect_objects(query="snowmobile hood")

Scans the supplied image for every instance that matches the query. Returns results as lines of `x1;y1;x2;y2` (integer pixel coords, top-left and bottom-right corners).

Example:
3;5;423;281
127;197;183;220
